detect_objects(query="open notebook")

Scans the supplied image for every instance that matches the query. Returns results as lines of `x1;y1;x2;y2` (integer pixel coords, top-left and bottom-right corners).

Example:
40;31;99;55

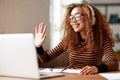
0;33;64;79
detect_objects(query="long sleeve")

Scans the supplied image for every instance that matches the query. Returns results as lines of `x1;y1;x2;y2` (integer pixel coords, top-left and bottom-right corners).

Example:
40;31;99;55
102;35;119;71
46;41;66;60
36;39;67;62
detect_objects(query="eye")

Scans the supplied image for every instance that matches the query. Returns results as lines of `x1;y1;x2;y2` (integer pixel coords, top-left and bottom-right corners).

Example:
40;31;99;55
75;14;81;18
74;14;81;20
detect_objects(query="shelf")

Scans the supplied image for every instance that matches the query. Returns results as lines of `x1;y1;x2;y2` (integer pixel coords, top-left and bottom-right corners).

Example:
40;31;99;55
92;3;120;6
110;23;120;25
92;3;120;21
92;3;120;50
115;42;120;44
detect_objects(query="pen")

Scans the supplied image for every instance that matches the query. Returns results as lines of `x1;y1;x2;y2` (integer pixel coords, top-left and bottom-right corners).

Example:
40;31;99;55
61;67;67;72
50;68;53;72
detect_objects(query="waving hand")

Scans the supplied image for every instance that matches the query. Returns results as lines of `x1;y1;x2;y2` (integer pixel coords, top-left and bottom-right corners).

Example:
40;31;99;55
34;22;46;48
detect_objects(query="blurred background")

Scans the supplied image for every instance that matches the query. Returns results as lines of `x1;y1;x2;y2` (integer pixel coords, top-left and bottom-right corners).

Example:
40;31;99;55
0;0;120;60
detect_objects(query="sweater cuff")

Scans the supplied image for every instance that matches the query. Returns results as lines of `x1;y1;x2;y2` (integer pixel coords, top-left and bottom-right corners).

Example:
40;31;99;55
96;63;108;73
36;46;44;55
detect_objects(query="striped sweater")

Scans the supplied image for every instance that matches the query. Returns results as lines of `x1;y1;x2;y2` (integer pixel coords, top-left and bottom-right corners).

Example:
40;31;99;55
37;35;119;72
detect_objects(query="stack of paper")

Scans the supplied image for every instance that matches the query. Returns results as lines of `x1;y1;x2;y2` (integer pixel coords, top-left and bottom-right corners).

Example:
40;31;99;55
99;73;120;80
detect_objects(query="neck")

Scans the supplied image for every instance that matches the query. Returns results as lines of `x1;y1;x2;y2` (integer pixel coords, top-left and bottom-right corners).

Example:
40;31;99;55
79;32;87;40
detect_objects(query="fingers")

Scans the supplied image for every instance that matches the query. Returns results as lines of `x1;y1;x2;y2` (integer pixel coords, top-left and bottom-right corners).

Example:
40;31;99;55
34;22;47;47
39;22;43;33
35;22;46;33
80;66;91;75
39;22;46;39
39;22;46;33
80;66;98;75
42;25;47;36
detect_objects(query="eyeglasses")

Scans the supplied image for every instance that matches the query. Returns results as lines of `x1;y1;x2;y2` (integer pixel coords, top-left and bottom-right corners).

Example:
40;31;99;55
69;13;85;22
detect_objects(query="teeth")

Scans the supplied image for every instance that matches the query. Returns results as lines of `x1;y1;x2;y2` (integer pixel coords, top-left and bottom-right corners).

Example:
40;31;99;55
73;24;78;28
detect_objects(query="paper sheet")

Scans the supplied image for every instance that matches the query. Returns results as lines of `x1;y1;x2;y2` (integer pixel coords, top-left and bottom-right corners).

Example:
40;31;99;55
99;73;120;80
62;69;81;73
39;68;81;74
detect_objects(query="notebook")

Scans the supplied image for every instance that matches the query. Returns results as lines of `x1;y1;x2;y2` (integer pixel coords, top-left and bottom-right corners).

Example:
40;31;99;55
0;33;63;79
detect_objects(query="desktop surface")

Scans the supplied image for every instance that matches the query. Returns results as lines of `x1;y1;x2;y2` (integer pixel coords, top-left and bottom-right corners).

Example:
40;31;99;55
0;73;106;80
1;70;120;80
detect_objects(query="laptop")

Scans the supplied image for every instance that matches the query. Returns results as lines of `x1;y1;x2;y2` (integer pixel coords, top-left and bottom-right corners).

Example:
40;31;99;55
0;33;63;79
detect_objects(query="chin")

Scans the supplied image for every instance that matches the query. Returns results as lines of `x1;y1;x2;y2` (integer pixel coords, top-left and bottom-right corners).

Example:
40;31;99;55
73;29;80;32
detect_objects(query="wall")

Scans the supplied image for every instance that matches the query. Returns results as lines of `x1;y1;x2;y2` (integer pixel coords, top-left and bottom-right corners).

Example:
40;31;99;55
89;0;120;3
0;0;50;49
89;0;120;51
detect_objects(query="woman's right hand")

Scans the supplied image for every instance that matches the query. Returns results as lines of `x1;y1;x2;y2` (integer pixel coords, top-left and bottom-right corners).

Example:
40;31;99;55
34;22;47;48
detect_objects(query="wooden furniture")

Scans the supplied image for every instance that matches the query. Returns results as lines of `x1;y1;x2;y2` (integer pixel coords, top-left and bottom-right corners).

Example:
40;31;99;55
0;70;120;80
92;3;120;20
40;73;106;80
0;74;106;80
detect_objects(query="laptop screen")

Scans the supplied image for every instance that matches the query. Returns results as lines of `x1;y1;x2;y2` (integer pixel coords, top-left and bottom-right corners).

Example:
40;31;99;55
0;33;40;79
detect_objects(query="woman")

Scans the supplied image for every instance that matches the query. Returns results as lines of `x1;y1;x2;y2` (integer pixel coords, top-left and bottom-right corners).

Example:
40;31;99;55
34;3;119;75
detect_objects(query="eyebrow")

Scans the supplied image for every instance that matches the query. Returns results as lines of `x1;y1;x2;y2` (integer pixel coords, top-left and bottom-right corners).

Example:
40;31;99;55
71;12;83;16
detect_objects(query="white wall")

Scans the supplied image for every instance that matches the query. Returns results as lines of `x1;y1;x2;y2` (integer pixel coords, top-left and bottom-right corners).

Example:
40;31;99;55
0;0;50;49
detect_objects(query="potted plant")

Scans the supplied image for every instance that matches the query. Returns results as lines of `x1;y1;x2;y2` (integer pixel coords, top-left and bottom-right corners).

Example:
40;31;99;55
115;50;120;61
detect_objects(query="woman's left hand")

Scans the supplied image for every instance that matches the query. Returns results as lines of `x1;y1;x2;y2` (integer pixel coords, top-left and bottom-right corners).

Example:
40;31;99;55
80;66;98;75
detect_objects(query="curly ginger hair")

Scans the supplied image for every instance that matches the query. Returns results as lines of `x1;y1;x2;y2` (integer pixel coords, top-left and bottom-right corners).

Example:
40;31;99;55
61;3;114;51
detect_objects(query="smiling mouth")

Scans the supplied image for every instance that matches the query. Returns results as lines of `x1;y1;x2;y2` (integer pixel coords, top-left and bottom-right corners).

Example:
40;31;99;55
73;24;79;28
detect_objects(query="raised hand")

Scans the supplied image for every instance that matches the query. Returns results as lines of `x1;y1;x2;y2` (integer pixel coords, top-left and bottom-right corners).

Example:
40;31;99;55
34;22;47;48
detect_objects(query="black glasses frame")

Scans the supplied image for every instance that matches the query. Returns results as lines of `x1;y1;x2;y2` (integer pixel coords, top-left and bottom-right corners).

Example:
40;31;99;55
69;13;85;22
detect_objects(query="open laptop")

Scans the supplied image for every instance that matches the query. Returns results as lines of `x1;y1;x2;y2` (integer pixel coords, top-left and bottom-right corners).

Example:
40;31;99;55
0;33;63;79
